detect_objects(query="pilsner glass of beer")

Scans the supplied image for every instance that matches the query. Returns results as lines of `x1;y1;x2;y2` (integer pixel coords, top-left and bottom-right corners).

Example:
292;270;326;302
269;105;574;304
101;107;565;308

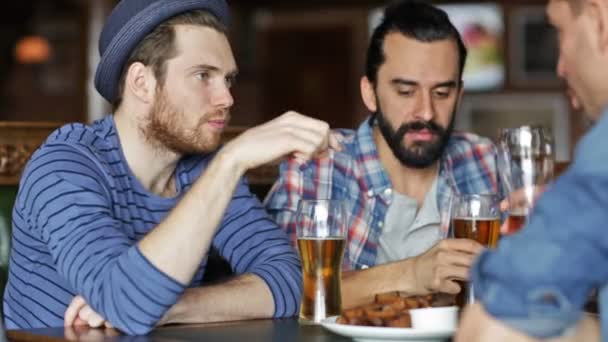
296;199;347;324
452;194;501;307
498;126;554;234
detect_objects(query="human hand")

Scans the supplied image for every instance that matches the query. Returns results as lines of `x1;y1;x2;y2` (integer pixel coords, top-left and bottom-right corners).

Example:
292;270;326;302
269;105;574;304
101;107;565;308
64;325;120;341
221;111;341;173
455;302;600;342
64;295;112;328
411;239;484;294
499;186;546;234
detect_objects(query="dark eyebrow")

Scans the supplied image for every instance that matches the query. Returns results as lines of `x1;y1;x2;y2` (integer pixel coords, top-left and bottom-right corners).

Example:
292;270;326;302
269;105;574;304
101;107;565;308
191;64;239;78
390;78;418;86
390;78;458;88
434;80;458;88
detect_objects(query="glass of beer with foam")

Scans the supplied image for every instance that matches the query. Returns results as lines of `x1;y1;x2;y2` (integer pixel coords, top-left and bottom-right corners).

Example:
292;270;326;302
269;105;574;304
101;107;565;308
295;199;347;324
451;194;501;307
498;126;554;234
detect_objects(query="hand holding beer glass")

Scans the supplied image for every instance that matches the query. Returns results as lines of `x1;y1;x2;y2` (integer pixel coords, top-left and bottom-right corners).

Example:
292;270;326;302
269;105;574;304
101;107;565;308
452;194;500;307
296;199;347;324
498;126;554;234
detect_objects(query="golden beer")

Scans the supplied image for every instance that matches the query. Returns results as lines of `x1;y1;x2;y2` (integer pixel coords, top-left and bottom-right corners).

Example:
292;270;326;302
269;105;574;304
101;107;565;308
453;217;500;248
298;237;346;323
507;214;526;234
453;217;500;307
505;206;529;235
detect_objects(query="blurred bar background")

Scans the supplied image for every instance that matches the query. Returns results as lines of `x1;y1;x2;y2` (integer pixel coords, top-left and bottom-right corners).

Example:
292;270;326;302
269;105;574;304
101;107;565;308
0;0;584;159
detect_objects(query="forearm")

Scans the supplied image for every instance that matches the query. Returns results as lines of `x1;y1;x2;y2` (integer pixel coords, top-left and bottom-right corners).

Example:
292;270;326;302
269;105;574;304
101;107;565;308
342;259;417;308
161;274;274;324
139;150;244;285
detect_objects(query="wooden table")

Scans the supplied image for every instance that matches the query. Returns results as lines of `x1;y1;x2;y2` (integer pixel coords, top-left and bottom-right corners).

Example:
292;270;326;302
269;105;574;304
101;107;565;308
7;318;352;341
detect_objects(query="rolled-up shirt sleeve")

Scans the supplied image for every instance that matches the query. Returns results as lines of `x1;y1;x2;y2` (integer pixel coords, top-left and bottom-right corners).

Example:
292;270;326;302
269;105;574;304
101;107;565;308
472;113;608;338
213;177;302;317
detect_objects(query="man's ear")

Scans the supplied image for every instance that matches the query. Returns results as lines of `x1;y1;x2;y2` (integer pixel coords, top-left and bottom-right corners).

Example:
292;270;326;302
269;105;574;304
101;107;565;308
360;76;378;112
124;62;157;104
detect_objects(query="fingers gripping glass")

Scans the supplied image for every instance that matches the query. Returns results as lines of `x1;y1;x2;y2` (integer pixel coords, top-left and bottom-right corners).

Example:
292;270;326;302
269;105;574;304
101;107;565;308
451;194;500;307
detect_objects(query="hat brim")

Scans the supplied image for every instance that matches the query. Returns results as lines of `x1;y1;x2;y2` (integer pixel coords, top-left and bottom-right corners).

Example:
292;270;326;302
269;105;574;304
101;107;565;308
95;0;229;103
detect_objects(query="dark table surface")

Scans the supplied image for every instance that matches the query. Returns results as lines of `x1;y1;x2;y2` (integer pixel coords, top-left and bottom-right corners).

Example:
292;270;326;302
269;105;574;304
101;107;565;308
12;306;598;341
7;318;354;342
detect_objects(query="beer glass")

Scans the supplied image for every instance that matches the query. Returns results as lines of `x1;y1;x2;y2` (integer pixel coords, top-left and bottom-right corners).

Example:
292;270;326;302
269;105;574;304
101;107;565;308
451;194;501;307
296;199;347;324
498;126;554;234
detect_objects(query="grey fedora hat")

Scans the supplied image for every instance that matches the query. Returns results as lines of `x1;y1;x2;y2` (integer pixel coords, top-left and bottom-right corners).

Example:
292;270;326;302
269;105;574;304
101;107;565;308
94;0;230;103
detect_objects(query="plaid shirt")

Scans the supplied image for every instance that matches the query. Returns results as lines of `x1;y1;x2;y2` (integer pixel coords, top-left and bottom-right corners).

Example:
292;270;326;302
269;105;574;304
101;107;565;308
265;117;502;271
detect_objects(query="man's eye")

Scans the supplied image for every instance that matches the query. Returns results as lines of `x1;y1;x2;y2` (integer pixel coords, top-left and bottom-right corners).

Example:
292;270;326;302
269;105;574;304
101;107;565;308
196;72;210;80
434;91;450;98
225;75;236;88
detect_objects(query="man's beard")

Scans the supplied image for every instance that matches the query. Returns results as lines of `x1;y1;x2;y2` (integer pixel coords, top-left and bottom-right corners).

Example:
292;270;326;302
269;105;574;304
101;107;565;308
142;89;228;155
375;107;455;169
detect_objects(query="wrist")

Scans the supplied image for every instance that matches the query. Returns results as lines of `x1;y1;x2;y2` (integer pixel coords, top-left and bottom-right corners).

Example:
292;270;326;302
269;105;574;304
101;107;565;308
398;258;421;295
403;256;429;295
160;289;196;325
216;143;247;177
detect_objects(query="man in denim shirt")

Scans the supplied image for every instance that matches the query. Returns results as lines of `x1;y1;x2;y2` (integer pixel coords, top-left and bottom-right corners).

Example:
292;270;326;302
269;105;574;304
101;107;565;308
456;0;608;340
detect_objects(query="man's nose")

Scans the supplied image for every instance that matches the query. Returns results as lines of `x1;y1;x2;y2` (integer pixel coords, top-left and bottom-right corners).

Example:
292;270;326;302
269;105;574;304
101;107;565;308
212;82;234;109
412;92;435;122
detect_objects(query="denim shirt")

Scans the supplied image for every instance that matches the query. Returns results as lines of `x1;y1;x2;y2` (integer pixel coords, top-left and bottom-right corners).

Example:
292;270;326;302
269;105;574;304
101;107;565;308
472;110;608;339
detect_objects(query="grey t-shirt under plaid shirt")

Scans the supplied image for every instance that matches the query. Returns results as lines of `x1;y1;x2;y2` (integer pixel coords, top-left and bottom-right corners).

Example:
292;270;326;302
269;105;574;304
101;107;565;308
375;179;441;264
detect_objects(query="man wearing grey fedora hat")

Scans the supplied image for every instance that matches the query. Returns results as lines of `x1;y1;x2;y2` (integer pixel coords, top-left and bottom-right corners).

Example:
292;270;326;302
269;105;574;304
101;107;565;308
3;0;339;335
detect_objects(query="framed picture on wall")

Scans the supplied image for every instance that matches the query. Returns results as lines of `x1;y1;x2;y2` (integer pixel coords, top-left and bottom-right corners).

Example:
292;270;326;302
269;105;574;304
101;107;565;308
372;3;505;91
509;5;561;87
455;92;571;161
439;3;505;91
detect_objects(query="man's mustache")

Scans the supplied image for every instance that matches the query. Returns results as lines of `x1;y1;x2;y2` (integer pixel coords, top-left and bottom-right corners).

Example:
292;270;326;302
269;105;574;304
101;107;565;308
396;121;444;136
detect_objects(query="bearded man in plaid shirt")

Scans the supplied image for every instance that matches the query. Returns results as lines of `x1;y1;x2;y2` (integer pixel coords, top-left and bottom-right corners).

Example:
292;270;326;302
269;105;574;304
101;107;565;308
265;0;503;308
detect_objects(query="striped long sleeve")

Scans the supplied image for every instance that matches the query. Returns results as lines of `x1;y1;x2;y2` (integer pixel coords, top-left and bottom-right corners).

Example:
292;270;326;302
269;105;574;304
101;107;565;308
213;177;302;317
8;143;184;334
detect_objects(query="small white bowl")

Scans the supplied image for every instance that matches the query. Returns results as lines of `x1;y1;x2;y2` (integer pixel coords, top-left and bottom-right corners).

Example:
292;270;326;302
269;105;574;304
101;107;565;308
410;306;459;331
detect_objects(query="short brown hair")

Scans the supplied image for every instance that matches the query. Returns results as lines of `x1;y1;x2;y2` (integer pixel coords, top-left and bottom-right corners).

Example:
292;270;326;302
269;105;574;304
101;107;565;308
113;10;226;109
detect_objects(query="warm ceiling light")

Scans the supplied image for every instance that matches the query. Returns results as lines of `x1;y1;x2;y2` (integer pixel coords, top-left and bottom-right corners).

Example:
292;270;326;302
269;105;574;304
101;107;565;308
15;35;51;64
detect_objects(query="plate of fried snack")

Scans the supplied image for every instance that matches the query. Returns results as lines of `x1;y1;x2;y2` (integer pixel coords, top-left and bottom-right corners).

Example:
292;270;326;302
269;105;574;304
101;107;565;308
320;292;457;342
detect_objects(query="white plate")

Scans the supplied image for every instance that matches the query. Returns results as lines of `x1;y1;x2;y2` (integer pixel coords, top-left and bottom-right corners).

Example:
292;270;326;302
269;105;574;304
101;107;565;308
320;316;454;342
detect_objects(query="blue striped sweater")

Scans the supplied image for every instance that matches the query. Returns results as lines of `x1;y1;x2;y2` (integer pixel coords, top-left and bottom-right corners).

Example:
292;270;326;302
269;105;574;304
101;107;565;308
3;116;302;334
